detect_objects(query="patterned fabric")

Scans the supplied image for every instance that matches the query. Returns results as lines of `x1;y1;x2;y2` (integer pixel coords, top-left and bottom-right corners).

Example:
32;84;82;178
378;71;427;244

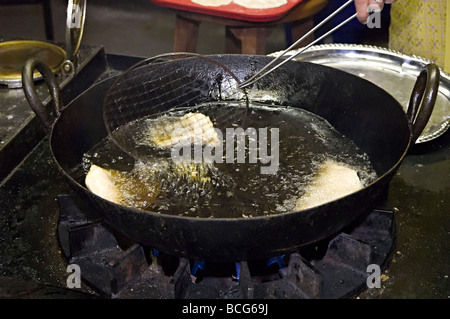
388;0;447;70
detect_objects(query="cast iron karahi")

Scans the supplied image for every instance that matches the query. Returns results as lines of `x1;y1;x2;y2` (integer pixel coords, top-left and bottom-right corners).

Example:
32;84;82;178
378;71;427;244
21;54;439;262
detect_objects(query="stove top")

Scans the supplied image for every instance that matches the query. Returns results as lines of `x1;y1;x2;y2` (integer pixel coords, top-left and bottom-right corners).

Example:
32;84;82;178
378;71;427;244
56;192;396;299
0;48;449;302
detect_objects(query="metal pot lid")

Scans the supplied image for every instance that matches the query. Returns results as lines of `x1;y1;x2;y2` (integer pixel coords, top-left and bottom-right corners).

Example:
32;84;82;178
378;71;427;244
0;1;86;87
0;40;66;88
270;43;450;144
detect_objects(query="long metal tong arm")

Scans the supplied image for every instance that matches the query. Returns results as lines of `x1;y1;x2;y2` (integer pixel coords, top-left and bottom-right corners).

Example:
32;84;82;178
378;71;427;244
238;0;356;89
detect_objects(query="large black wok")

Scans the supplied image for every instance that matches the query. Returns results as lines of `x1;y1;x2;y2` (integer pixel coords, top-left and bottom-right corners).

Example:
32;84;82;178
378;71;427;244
22;55;439;262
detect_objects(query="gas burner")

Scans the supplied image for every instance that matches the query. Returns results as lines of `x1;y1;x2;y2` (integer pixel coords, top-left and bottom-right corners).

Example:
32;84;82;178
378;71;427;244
57;193;396;299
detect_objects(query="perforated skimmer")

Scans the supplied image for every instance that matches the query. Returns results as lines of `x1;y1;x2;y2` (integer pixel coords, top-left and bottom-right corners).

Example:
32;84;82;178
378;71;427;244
102;52;250;163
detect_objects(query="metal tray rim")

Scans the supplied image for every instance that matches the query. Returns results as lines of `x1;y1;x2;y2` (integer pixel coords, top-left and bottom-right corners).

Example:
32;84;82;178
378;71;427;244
269;43;450;144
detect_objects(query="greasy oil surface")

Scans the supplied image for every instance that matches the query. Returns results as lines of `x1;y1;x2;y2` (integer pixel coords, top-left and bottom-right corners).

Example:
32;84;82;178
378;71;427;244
83;101;377;218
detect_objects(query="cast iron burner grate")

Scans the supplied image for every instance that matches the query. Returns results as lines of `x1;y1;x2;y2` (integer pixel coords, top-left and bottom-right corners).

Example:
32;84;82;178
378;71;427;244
57;193;396;299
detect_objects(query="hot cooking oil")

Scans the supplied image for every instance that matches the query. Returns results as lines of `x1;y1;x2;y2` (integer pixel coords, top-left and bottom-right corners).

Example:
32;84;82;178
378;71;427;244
82;101;378;218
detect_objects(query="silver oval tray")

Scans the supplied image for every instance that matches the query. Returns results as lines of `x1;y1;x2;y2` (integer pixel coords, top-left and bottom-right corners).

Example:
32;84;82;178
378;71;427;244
270;44;450;143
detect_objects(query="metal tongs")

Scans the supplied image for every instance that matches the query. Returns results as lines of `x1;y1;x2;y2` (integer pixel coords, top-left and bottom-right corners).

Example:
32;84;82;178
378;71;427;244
238;0;358;89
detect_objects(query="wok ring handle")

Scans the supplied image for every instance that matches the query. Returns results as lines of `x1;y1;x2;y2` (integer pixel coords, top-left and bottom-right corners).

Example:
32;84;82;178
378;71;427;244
407;63;440;144
22;58;63;133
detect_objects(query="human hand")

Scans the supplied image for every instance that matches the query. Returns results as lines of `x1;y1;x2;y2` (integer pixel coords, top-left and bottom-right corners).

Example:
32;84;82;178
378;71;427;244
354;0;398;24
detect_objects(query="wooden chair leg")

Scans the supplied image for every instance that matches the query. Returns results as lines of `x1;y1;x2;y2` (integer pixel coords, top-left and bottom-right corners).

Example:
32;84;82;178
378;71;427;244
290;17;315;48
226;27;270;55
173;14;200;52
225;26;241;54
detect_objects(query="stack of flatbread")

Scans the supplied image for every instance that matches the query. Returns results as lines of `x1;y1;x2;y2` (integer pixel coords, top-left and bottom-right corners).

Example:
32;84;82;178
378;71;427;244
191;0;288;9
